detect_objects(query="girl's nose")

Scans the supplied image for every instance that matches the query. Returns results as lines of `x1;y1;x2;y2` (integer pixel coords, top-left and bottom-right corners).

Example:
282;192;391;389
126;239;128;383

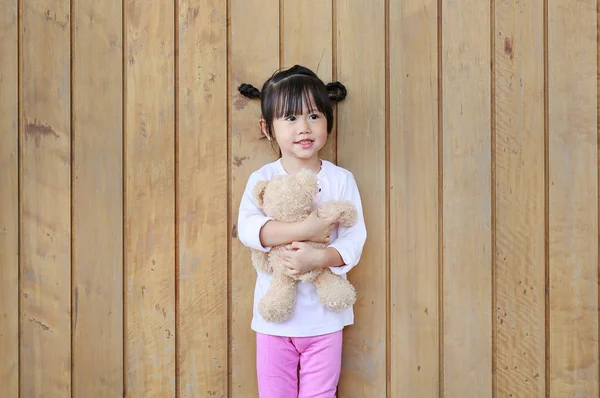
299;118;310;133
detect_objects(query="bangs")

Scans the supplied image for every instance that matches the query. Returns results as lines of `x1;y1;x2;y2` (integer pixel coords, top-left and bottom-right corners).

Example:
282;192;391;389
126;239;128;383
260;70;336;136
269;75;330;119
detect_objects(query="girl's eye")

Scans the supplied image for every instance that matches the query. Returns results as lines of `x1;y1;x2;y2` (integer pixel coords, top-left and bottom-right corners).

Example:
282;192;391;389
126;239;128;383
285;116;296;121
309;114;319;120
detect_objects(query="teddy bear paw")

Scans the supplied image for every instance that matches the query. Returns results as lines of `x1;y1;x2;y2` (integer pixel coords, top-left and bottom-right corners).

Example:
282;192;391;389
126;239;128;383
258;297;295;323
318;286;356;312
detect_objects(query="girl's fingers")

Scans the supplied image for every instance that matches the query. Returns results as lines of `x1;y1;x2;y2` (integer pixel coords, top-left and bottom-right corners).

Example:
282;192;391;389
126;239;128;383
285;265;296;273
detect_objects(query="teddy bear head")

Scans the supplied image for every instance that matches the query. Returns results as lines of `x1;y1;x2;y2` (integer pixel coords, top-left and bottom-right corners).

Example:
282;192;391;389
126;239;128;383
253;169;319;222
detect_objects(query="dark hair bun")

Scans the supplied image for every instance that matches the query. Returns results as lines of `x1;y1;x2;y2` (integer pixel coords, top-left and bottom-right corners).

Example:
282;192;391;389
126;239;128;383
238;83;261;99
326;81;347;102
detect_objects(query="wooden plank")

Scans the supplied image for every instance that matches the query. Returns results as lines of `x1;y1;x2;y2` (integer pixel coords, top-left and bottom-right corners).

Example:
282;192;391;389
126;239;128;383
335;1;387;396
124;1;176;396
177;0;227;396
0;0;18;396
71;0;123;396
494;1;546;396
282;0;335;163
547;0;599;396
441;0;492;396
389;0;439;396
20;0;72;396
229;0;279;395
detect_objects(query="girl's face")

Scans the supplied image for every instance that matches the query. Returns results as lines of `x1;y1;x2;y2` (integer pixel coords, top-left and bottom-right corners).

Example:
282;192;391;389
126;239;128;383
261;97;328;164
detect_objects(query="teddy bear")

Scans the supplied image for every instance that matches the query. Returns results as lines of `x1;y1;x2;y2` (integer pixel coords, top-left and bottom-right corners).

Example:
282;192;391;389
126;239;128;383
250;168;358;323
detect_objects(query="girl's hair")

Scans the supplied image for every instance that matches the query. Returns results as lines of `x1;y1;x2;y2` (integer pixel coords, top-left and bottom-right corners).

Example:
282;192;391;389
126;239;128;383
238;65;347;140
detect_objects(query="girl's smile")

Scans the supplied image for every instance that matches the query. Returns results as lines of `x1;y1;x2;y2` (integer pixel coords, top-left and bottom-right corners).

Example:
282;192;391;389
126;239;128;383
294;138;314;149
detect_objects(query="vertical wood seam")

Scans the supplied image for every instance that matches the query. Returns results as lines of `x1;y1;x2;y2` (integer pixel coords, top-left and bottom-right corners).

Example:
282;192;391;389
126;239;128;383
122;0;128;394
543;0;550;395
70;0;75;395
437;0;444;395
490;0;497;397
544;0;550;395
597;0;600;394
174;0;180;395
384;0;390;396
279;0;283;70
17;0;23;395
226;0;232;394
332;0;337;163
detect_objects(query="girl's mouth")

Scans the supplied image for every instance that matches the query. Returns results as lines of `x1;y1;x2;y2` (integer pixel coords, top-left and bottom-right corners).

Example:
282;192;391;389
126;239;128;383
295;139;314;149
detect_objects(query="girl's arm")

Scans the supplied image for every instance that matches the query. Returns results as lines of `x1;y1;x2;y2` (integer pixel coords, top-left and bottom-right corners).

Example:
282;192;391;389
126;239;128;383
325;171;367;275
260;210;334;247
259;219;307;248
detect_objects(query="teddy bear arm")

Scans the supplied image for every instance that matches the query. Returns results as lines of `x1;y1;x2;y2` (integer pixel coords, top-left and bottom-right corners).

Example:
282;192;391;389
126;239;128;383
317;200;357;227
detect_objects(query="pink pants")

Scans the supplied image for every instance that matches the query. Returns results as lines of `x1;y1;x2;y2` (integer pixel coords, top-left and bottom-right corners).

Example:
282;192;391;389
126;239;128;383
256;330;343;398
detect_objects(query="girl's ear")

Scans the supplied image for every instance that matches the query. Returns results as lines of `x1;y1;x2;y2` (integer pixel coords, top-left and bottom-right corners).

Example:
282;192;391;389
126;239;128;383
258;119;271;141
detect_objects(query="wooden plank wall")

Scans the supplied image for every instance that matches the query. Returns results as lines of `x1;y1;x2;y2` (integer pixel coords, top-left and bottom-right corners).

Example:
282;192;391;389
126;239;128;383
0;0;598;397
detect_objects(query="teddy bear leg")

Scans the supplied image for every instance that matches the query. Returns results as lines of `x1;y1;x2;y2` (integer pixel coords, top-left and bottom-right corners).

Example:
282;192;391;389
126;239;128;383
258;269;298;323
251;249;271;274
312;269;357;312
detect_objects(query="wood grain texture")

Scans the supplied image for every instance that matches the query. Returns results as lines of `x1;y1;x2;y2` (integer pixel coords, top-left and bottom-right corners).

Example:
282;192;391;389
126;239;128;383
336;0;387;396
494;0;546;396
20;0;72;396
0;0;18;396
3;2;600;395
282;0;335;163
441;0;492;395
177;0;227;396
229;0;279;395
71;0;123;396
389;0;439;396
547;0;599;396
124;1;176;396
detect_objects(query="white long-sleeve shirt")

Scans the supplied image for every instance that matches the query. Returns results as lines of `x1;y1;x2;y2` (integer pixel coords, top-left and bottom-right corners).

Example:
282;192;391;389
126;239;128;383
237;158;367;337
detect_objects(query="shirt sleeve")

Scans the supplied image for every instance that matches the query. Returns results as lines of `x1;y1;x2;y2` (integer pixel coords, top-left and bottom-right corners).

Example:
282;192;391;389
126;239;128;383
237;172;273;252
327;171;367;276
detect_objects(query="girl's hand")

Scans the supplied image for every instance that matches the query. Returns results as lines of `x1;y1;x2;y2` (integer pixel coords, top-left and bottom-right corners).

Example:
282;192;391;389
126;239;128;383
301;210;337;244
281;242;325;275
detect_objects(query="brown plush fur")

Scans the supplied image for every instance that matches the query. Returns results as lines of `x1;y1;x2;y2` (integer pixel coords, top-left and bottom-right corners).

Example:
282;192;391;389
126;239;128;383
250;169;358;323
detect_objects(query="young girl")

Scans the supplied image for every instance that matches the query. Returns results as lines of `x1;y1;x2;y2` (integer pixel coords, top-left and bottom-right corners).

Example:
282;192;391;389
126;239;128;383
237;65;367;398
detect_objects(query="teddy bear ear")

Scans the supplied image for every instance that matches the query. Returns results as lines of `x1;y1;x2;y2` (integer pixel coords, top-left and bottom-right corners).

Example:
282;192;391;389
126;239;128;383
252;180;269;208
